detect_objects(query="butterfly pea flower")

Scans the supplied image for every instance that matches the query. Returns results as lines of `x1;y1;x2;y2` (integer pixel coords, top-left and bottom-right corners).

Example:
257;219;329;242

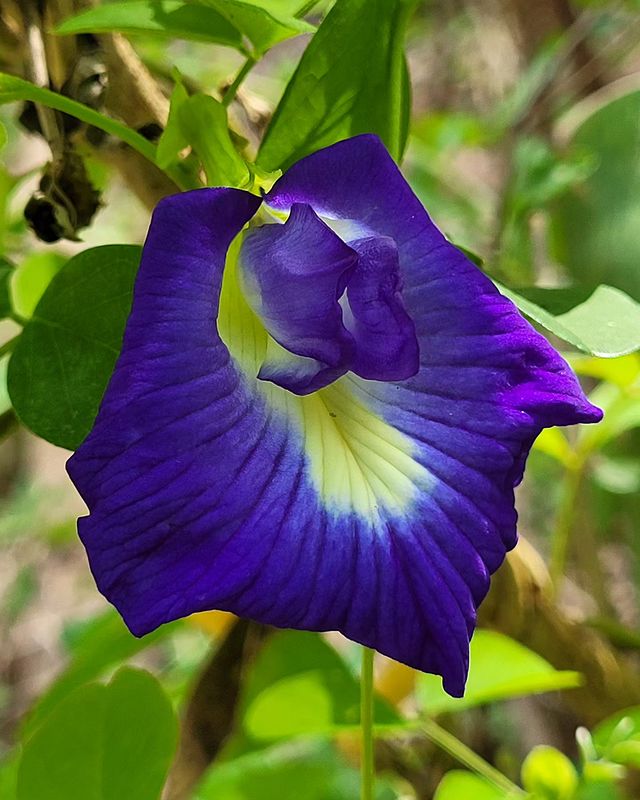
67;135;601;696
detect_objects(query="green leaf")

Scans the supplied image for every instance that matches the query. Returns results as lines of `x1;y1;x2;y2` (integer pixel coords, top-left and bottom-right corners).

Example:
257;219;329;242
8;245;140;450
17;668;177;800
497;284;640;357
56;0;245;50
240;631;400;742
592;706;640;766
417;630;582;715
10;251;66;320
258;0;416;171
521;746;579;800
194;739;399;800
200;0;314;55
434;771;511;800
0;119;7;151
177;94;250;186
551;90;640;302
0;73;155;165
22;610;178;740
156;78;191;169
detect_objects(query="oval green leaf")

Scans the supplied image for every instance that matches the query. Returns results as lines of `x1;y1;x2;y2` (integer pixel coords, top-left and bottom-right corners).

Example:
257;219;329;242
8;245;140;450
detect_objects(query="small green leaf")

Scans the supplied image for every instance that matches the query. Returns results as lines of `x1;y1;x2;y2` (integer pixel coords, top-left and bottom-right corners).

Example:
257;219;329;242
417;630;582;714
240;631;399;742
56;0;246;50
434;770;511;800
177;94;250;187
258;0;416;171
497;284;640;357
593;706;640;765
521;746;578;800
17;668;177;800
156;78;190;169
200;0;314;55
8;245;140;450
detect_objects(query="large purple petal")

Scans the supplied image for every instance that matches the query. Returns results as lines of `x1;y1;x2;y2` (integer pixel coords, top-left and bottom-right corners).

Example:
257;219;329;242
67;185;480;696
265;134;602;685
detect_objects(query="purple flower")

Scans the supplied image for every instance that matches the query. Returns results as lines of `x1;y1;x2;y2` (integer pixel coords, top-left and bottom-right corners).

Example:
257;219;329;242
67;135;601;696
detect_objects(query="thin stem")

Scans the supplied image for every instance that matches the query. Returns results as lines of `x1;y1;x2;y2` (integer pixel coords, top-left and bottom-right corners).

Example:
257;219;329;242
0;334;21;359
295;0;320;17
360;647;375;800
222;57;257;108
549;461;584;591
421;718;525;797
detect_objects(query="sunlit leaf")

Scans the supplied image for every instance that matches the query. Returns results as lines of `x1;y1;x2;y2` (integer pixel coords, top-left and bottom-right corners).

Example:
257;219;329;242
177;94;250;187
17;668;177;800
417;630;581;714
568;353;640;387
434;771;510;800
10;251;65;320
196;0;314;54
521;746;578;800
240;631;400;742
258;0;416;171
498;284;640;357
56;1;245;49
8;245;140;450
532;427;576;467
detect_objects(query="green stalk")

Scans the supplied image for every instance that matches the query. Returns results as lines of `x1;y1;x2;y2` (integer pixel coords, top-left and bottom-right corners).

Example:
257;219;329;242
222;57;257;108
360;647;375;800
422;718;525;797
549;459;584;591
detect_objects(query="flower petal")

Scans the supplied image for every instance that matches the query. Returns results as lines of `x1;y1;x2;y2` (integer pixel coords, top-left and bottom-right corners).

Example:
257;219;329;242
345;235;419;381
263;135;602;688
239;202;357;393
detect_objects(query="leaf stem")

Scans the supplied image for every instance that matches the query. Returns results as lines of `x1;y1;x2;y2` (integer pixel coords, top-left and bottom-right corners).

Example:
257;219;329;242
0;333;21;359
421;718;525;796
549;459;584;591
222;57;257;108
360;647;375;800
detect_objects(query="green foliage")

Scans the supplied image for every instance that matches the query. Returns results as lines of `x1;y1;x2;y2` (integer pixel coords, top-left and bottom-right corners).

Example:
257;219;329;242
498;284;640;358
258;0;416;171
434;770;511;800
22;610;178;740
521;746;579;800
551;90;640;301
177;94;250;186
10;251;66;320
239;631;400;742
417;630;581;714
17;668;177;800
194;739;397;800
0;73;156;165
56;1;246;50
56;0;313;56
8;245;140;450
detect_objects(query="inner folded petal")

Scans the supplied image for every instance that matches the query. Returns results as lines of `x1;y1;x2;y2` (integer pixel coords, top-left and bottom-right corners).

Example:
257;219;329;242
238;203;358;390
345;235;419;381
